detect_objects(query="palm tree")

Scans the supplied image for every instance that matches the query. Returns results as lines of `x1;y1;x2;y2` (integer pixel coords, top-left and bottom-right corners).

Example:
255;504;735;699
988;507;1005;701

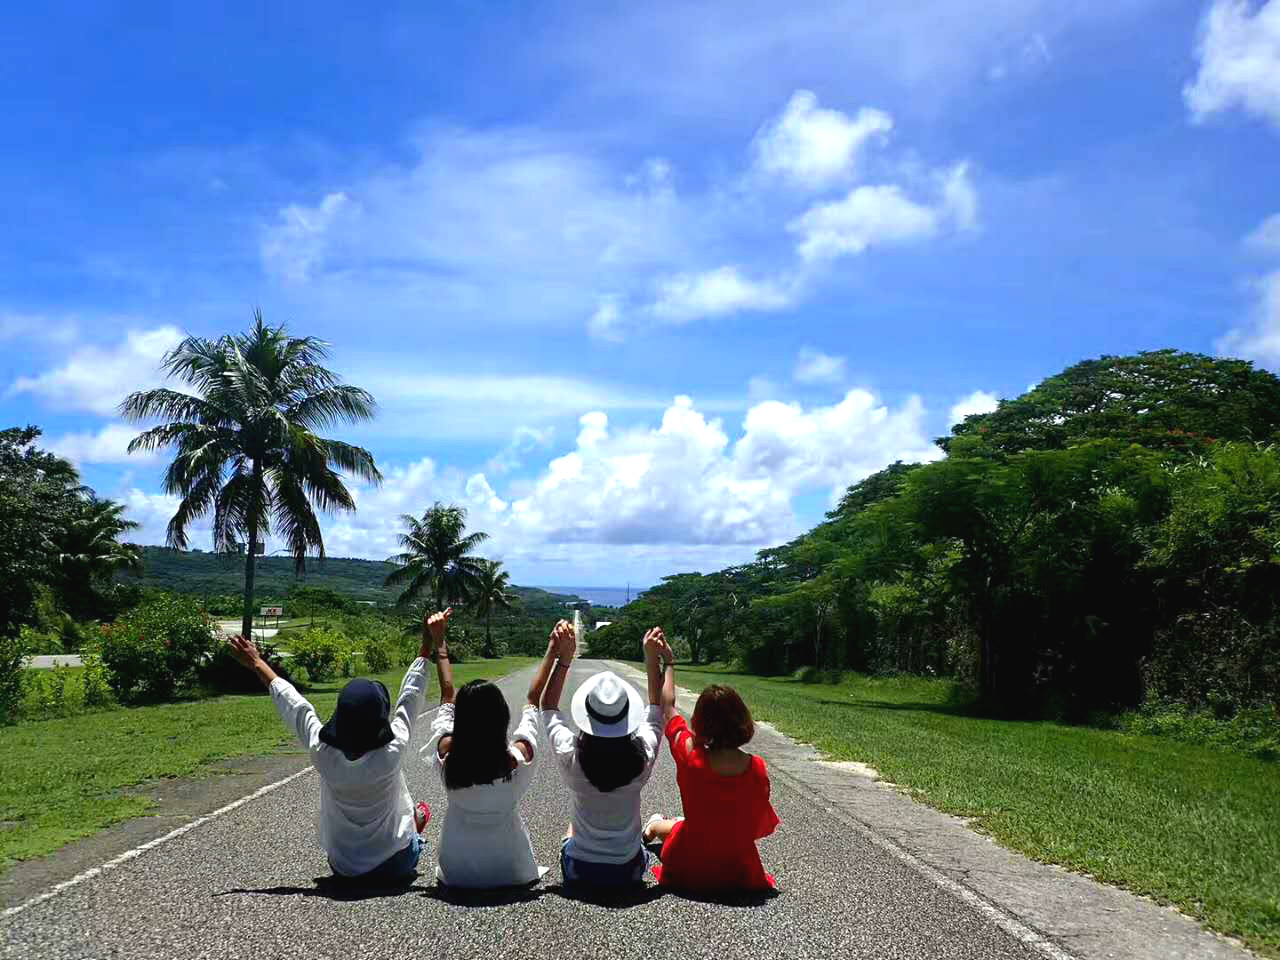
120;311;382;638
55;496;143;583
473;559;515;658
386;503;487;612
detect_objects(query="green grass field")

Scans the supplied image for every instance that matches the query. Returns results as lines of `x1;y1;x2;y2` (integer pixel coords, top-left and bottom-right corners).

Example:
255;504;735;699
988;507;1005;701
0;657;536;871
678;665;1280;957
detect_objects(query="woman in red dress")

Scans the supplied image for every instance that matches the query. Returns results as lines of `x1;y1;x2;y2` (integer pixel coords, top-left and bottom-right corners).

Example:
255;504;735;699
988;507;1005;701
642;632;779;892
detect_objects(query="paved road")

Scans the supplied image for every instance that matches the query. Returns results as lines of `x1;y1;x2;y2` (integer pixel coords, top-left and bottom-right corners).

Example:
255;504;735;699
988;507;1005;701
1;660;1050;960
22;655;84;670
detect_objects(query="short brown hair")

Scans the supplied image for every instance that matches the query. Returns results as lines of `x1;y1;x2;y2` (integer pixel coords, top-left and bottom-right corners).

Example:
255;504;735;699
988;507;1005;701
691;684;754;750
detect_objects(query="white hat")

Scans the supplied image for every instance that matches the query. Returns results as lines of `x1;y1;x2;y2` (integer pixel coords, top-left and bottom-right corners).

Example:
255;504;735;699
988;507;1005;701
570;671;645;738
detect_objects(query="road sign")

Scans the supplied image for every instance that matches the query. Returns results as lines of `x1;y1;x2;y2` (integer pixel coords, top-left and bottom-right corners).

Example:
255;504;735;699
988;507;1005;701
261;606;283;617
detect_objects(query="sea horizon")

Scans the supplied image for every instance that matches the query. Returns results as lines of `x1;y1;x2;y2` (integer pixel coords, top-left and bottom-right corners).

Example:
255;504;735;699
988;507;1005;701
528;585;647;608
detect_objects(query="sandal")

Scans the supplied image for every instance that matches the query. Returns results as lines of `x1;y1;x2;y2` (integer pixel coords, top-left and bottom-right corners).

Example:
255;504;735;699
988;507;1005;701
415;801;431;833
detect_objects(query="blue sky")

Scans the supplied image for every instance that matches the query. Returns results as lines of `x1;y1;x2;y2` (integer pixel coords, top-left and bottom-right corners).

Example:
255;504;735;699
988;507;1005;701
4;1;1280;586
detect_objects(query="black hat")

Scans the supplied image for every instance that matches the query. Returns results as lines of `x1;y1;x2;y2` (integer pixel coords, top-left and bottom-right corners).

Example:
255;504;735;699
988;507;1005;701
318;679;394;758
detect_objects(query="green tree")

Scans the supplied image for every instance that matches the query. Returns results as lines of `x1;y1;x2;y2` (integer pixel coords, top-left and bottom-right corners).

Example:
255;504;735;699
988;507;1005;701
386;503;488;611
121;312;382;639
944;350;1280;457
0;427;85;638
473;559;514;658
54;496;142;617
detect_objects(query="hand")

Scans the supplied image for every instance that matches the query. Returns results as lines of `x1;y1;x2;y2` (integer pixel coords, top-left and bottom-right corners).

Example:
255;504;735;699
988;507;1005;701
228;634;262;670
551;619;577;660
425;608;453;652
643;626;667;661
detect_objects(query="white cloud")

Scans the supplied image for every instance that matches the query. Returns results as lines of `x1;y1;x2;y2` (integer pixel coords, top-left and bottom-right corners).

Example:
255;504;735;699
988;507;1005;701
948;389;1000;425
794;347;846;384
940;162;980;231
47;422;157;466
650;266;794;322
1219;269;1280;365
486;425;555;475
789;184;942;261
750;90;893;189
260;192;356;283
8;326;184;415
587;296;626;341
1245;211;1280;253
0;312;78;344
1185;0;1280;128
746;375;781;402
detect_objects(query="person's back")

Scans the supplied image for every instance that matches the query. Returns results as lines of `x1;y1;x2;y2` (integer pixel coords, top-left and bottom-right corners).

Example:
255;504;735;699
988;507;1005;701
645;682;780;892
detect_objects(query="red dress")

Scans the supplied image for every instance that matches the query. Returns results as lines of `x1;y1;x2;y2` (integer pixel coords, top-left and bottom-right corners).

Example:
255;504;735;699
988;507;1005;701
652;714;779;891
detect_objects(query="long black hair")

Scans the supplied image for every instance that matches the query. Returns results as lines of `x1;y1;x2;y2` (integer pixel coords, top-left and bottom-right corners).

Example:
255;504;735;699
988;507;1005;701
443;679;514;791
577;732;647;793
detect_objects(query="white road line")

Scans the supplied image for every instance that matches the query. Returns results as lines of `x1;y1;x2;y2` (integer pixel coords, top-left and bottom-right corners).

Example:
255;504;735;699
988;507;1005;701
1;703;446;923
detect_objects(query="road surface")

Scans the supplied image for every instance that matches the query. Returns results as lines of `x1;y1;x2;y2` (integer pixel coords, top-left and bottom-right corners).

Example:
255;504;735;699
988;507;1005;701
0;660;1240;960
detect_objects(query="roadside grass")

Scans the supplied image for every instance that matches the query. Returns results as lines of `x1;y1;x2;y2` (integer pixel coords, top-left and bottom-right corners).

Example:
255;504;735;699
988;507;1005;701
0;656;536;871
678;665;1280;958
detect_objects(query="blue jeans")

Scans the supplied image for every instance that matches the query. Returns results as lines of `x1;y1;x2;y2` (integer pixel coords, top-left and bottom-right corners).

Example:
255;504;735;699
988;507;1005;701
333;835;423;883
560;838;648;889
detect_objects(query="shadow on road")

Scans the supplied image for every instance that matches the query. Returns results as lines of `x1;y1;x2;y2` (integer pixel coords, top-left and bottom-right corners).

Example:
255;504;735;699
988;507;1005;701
216;875;431;902
422;883;545;907
544;882;665;908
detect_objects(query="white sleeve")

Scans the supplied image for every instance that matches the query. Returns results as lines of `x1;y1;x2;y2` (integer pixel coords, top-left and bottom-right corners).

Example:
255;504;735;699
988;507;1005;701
422;702;455;772
636;705;664;764
540;709;577;772
269;678;323;754
389;657;429;750
512;704;539;761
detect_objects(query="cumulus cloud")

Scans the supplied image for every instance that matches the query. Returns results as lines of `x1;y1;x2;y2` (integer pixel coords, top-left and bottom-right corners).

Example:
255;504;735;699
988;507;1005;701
7;326;184;415
948;389;1000;425
47;423;156;466
1219;269;1280;366
650;267;794;322
260;192;356;283
1185;0;1280;127
750;90;893;189
1245;211;1280;253
794;347;846;384
789;185;942;261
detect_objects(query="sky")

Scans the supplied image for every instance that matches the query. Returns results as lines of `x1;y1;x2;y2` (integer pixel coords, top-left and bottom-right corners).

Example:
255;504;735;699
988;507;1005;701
3;1;1280;587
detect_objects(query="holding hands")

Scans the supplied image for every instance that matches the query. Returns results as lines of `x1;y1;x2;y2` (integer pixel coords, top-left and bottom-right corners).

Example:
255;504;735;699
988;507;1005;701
643;626;672;665
551;619;577;661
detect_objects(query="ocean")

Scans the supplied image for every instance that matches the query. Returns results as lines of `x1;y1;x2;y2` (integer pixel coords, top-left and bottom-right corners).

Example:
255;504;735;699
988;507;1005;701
533;585;643;608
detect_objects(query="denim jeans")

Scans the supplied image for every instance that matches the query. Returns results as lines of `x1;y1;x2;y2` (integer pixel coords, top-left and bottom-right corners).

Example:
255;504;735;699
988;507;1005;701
332;835;423;883
560;839;648;888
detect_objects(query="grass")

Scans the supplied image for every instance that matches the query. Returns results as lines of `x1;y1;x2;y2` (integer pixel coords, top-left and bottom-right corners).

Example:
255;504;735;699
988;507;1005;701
678;665;1280;958
0;656;536;871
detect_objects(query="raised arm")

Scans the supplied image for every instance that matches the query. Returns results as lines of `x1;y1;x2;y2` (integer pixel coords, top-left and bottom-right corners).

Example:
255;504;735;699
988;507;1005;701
429;607;455;705
527;622;566;707
657;633;677;723
539;619;576;711
229;634;321;751
643;626;667;707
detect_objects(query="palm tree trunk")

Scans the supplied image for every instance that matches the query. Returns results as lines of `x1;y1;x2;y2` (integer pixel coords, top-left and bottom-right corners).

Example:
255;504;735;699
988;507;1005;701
240;459;262;640
485;610;493;658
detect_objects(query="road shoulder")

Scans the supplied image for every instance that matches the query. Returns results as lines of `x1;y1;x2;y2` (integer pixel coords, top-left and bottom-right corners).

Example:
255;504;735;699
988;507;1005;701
606;660;1254;960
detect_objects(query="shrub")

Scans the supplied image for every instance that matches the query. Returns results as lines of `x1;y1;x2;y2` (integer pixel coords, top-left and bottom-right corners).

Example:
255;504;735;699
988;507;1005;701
80;653;112;707
291;627;349;682
0;631;26;724
363;639;393;673
201;639;293;694
99;594;216;704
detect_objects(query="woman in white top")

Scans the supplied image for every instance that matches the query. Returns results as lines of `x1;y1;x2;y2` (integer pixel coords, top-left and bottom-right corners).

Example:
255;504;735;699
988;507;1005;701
227;611;446;881
540;623;667;890
425;618;571;887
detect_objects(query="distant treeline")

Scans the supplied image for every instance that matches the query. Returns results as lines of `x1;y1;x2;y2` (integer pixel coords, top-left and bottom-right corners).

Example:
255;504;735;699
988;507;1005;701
594;350;1280;720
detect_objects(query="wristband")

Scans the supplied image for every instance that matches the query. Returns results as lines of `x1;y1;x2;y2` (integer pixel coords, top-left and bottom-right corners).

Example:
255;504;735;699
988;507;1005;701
555;660;572;671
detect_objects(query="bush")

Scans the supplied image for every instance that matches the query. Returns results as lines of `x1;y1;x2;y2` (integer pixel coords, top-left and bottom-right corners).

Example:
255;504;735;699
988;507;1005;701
291;627;349;682
80;653;111;707
200;639;293;694
0;631;26;724
99;594;216;704
363;639;393;673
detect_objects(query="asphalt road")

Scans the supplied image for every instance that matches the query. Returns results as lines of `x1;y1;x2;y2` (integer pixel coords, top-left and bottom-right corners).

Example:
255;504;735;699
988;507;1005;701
1;659;1047;960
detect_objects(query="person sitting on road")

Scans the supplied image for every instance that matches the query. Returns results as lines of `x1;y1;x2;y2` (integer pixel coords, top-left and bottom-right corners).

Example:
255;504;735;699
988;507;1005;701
641;650;780;893
228;612;442;883
423;618;569;888
539;623;667;891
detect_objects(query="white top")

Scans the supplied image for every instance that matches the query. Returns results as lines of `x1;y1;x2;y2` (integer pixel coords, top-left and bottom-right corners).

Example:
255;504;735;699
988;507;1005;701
269;657;427;877
425;703;546;888
542;705;664;864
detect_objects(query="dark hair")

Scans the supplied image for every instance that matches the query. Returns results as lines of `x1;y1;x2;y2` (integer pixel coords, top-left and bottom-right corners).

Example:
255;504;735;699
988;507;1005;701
443;679;514;791
577;733;647;793
692;684;754;750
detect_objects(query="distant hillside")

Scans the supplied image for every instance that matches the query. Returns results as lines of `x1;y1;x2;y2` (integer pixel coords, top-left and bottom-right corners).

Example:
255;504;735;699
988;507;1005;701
122;546;587;616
